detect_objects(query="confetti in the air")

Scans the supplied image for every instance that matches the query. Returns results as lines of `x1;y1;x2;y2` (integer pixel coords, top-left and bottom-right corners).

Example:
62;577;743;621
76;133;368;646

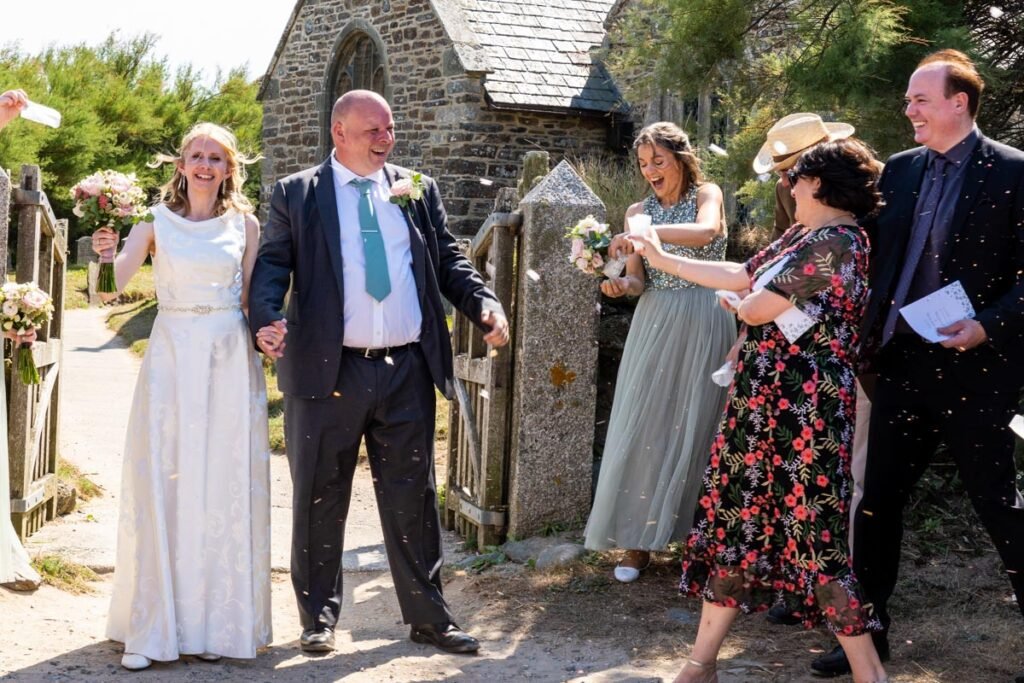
708;143;728;157
526;269;540;281
990;6;1005;18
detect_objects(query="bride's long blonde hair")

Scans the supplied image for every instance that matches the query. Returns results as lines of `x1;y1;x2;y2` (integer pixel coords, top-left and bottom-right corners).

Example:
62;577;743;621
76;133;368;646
151;122;260;216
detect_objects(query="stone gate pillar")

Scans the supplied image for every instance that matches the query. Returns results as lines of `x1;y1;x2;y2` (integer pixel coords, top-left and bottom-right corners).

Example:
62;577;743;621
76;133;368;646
508;160;604;538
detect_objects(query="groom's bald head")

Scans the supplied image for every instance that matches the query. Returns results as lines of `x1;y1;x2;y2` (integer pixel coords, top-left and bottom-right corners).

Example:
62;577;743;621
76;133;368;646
331;90;391;126
330;90;396;176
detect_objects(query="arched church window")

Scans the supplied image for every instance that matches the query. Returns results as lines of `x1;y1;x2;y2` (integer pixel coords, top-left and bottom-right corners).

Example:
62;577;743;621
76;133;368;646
332;33;386;100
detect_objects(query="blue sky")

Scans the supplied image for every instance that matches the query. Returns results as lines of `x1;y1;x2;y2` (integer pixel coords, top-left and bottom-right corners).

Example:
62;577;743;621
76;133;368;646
1;1;297;86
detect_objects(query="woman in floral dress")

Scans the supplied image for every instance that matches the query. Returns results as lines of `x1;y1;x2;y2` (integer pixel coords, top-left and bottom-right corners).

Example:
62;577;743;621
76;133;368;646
627;138;889;683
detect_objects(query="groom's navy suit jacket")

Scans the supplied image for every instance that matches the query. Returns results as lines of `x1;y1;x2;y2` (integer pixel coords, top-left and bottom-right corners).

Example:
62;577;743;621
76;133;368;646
248;159;503;400
861;134;1024;392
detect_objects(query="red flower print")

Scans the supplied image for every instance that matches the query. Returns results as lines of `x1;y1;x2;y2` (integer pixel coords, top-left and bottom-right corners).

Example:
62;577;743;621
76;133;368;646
821;529;831;542
788;344;800;354
775;361;786;372
794;505;808;520
700;496;713;509
830;274;842;287
803;263;816;275
768;418;777;428
816;475;829;486
744;453;756;466
792;437;805;450
710;455;720;468
778;398;790;410
746;551;758;564
721;474;729;485
801;426;813;440
773;454;783;466
801;449;814;464
802;381;816;394
716;527;726;540
741;508;751;521
814;418;825;431
764;525;774;535
784;494;797;507
792;483;805;496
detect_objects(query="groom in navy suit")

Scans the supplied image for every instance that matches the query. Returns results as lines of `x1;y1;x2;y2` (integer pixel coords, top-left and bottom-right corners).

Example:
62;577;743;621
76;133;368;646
249;90;508;654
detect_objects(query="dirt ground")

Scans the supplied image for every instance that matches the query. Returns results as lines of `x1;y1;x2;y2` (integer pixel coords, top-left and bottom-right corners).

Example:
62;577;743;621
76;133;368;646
2;533;1021;682
2;313;1021;683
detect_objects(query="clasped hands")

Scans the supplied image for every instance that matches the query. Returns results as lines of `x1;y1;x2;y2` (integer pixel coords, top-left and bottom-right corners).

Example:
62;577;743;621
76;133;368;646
607;231;665;260
255;309;510;359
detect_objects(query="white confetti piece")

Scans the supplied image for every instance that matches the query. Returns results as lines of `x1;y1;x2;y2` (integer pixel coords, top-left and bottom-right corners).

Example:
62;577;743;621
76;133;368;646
384;355;394;365
772;140;789;154
489;348;499;358
708;143;729;157
479;178;494;186
479;389;490;400
990;6;1005;18
526;269;540;281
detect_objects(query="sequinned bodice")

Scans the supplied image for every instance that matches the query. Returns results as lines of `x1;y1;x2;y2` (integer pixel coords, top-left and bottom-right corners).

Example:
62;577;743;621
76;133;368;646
642;189;727;291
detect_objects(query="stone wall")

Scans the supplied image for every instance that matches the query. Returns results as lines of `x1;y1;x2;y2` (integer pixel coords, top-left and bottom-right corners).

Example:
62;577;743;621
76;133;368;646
260;0;612;234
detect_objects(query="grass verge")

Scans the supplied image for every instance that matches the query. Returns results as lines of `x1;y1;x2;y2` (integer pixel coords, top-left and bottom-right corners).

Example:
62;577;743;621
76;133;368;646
31;554;99;594
57;460;102;501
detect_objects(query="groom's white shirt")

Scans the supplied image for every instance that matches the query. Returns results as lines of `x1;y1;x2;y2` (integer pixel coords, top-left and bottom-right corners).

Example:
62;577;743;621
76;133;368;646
330;154;422;348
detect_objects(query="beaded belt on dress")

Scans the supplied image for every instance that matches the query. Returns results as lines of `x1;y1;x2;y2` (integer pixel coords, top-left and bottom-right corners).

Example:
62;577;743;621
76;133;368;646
158;303;241;314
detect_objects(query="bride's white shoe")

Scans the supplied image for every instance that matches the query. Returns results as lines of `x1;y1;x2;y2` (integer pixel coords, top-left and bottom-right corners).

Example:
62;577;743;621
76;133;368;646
614;565;641;583
120;653;152;670
196;653;222;662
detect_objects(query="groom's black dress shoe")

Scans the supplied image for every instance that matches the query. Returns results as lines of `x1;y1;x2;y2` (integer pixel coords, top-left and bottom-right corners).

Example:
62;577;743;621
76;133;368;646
810;632;889;678
300;627;335;653
410;622;480;654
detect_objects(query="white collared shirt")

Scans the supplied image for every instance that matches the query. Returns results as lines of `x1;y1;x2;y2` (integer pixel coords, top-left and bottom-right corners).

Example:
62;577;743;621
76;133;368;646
330;154;422;348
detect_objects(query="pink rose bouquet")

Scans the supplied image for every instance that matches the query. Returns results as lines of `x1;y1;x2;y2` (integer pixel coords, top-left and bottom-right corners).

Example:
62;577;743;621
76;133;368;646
565;215;626;278
71;170;152;293
0;282;54;384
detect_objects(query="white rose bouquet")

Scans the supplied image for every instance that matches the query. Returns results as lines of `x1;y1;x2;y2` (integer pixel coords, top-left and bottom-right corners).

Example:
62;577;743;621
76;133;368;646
0;282;54;384
71;170;152;293
564;215;626;278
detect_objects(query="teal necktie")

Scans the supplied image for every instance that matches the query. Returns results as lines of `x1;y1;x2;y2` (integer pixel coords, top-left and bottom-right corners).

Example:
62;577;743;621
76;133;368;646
349;178;391;301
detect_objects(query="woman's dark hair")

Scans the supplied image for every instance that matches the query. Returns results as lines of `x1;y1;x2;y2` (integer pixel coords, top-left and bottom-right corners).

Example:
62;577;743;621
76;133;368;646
791;138;883;218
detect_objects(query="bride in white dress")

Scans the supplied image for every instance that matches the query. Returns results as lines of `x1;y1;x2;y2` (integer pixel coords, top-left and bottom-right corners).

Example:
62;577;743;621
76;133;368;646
93;123;272;671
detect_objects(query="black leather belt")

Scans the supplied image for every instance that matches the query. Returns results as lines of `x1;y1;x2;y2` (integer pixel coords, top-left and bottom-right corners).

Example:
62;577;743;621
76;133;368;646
343;343;415;360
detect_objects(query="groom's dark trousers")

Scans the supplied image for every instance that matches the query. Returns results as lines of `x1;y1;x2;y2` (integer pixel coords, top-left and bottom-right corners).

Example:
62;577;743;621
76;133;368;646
284;344;449;628
249;158;502;631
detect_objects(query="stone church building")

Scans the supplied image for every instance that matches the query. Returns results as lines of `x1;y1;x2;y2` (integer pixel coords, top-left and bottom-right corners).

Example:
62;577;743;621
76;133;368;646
259;0;630;234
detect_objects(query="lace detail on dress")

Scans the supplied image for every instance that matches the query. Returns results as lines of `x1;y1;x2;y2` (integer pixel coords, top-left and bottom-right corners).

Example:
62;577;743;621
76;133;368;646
641;189;727;291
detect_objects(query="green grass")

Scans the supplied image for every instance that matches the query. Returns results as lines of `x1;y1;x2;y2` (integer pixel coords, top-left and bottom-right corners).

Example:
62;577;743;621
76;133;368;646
65;263;157;311
32;554;99;593
57;460;102;501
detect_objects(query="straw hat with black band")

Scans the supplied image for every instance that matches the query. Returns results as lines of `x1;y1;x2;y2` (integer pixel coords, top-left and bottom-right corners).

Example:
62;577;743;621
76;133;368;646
753;113;855;174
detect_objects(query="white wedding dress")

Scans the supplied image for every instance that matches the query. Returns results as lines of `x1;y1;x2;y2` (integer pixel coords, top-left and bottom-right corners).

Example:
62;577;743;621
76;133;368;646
106;205;272;661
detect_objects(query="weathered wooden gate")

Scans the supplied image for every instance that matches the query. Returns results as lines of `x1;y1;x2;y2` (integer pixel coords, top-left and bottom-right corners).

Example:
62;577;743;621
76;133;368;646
1;165;68;539
444;189;520;548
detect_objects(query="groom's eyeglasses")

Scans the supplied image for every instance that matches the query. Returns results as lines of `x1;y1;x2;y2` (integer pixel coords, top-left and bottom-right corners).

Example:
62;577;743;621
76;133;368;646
785;169;804;186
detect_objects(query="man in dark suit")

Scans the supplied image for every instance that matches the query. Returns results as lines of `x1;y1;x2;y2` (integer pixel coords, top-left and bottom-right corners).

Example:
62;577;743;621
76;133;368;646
812;50;1024;678
249;90;508;655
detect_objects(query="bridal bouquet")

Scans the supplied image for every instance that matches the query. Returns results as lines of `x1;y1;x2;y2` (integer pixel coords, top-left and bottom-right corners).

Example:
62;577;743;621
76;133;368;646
565;215;626;278
0;282;54;384
71;170;152;293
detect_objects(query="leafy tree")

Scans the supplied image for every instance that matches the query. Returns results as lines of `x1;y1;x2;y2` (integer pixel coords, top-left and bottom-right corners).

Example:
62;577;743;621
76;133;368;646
0;33;262;242
605;1;1020;225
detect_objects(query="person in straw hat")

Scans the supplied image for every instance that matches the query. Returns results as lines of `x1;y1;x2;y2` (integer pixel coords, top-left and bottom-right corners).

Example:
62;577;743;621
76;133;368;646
754;113;855;240
752;114;878;636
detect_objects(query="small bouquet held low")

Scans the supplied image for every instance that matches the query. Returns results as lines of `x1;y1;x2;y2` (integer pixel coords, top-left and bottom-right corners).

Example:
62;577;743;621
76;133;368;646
71;170;152;293
565;215;627;278
0;282;54;384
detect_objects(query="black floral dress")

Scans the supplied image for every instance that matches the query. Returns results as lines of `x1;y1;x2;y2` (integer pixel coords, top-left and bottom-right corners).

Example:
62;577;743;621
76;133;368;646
680;223;883;636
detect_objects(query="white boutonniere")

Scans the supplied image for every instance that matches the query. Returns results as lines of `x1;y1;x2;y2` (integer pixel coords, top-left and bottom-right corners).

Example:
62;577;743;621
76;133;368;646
389;172;425;208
